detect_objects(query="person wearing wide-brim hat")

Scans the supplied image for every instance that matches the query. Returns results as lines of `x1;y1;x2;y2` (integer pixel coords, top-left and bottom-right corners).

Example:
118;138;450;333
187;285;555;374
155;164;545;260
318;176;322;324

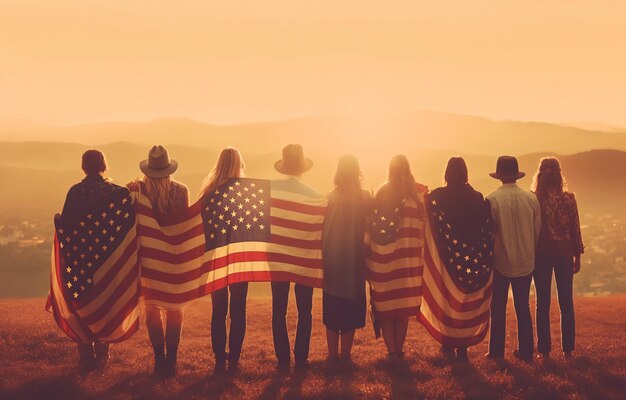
486;155;541;363
133;145;190;378
271;144;322;373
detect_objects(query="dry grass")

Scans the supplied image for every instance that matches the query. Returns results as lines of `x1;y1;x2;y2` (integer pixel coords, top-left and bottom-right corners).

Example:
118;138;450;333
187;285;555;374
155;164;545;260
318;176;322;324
1;292;624;400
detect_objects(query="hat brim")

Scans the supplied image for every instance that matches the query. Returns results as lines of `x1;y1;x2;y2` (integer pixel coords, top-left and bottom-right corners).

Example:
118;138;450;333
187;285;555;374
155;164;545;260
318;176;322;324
274;158;313;175
489;171;526;181
140;159;178;179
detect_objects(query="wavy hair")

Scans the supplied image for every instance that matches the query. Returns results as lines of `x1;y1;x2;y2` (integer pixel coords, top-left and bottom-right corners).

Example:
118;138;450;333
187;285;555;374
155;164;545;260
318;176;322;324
199;147;245;198
531;157;567;198
387;154;418;203
142;176;187;215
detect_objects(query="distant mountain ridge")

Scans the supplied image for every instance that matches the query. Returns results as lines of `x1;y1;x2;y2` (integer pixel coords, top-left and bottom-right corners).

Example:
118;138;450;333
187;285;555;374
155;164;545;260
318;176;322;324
1;111;625;156
0;142;623;218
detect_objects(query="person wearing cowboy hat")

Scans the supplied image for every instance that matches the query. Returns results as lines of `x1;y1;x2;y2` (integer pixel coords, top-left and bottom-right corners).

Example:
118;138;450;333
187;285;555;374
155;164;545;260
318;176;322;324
485;156;541;363
270;144;322;373
134;145;190;378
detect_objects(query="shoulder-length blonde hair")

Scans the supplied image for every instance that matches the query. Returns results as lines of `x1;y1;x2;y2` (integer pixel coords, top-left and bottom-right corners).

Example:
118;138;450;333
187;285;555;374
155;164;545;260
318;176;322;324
532;157;567;198
142;175;186;215
387;154;418;203
199;147;245;198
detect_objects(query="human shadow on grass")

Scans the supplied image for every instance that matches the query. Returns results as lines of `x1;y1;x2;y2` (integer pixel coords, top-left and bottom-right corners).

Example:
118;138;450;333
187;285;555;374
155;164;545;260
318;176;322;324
2;372;85;400
374;357;427;400
450;361;499;400
256;370;289;400
316;359;361;399
491;358;567;400
557;356;625;400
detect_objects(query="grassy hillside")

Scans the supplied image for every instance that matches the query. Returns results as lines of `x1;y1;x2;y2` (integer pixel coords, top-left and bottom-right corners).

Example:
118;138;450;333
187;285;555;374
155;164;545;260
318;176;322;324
0;295;624;399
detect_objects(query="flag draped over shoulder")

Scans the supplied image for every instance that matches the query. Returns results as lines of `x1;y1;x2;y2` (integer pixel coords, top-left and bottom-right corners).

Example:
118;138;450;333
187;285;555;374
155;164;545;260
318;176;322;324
418;194;494;347
132;177;327;309
367;188;427;319
46;188;141;343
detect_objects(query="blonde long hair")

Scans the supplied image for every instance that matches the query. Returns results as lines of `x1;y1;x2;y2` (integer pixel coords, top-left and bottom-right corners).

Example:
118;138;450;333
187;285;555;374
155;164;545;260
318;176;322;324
199;147;245;198
142;176;185;215
388;154;419;204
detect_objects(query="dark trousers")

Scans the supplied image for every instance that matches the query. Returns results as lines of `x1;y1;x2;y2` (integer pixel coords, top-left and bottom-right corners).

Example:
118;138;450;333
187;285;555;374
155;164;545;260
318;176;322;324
145;305;183;347
489;270;534;359
211;282;249;363
271;282;313;364
533;255;575;353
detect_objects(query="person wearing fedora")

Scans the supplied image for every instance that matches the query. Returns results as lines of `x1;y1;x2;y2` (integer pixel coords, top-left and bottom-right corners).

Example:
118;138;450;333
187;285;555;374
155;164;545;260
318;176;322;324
59;149;122;375
486;156;541;363
135;145;190;378
271;144;322;373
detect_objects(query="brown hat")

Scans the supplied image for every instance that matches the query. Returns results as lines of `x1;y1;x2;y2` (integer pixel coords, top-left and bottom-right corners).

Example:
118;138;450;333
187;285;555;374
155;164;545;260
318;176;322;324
139;145;178;178
489;155;525;181
274;144;313;175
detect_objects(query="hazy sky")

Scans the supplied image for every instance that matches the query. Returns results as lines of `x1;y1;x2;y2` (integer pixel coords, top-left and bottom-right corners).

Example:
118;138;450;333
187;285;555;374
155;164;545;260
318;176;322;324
1;0;625;126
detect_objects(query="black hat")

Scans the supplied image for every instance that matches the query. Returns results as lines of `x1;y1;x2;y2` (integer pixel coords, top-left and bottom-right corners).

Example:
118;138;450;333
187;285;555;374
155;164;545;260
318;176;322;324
489;156;525;181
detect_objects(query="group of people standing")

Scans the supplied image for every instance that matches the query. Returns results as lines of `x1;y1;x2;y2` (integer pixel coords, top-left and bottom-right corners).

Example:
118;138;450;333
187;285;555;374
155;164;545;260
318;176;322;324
60;143;583;378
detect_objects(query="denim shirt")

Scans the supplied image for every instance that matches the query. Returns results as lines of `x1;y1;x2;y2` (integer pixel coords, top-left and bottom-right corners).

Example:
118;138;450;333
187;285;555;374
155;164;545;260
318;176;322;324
487;183;541;277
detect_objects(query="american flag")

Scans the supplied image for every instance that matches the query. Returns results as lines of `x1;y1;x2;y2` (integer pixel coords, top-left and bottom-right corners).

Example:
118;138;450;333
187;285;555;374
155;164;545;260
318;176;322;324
367;187;428;319
46;188;141;343
133;178;326;309
418;195;494;347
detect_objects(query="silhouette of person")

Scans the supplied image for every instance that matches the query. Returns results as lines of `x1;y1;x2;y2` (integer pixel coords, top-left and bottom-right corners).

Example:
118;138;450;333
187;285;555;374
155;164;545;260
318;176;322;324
133;145;189;378
429;157;492;362
322;155;372;364
59;149;122;375
531;157;584;362
486;156;540;363
199;147;249;375
270;144;322;373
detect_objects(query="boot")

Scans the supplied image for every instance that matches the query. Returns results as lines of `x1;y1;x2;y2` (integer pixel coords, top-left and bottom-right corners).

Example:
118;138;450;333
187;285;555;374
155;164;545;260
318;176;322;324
94;342;110;371
78;343;95;376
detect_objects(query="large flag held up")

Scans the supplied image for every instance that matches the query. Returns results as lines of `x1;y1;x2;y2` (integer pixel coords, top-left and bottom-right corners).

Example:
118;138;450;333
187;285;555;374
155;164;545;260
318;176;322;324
418;194;494;347
132;177;327;310
367;186;428;319
46;188;141;343
48;175;494;348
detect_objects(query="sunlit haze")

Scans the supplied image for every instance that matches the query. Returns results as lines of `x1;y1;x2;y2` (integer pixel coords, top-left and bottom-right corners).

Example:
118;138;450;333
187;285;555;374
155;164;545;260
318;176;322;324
1;0;625;127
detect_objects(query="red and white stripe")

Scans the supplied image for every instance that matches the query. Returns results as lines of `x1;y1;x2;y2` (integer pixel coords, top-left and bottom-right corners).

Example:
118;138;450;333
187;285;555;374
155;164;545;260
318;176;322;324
132;185;327;310
46;229;141;343
367;195;426;320
418;215;493;347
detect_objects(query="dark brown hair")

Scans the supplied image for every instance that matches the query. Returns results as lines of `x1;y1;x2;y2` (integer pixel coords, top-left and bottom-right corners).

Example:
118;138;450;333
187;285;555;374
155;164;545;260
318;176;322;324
532;157;566;198
81;149;107;175
444;156;469;186
333;154;362;189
